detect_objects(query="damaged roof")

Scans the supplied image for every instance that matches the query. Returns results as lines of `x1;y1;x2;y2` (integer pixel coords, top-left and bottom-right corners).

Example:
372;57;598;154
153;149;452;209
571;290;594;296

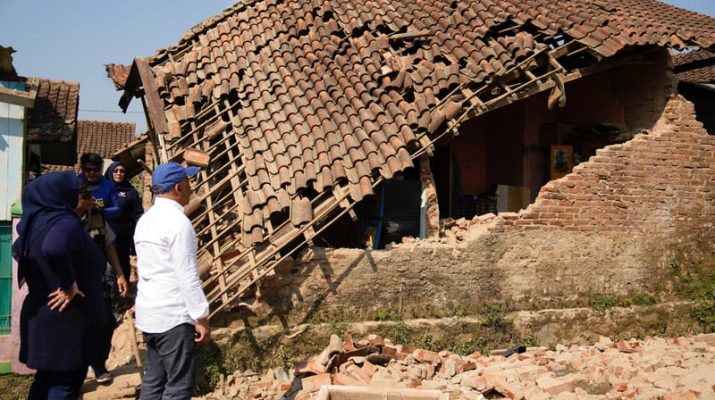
106;63;131;90
673;49;715;84
121;0;715;315
26;77;80;142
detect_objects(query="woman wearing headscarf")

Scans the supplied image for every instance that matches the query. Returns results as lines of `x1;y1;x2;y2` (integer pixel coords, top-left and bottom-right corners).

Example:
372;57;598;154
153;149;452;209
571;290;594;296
13;171;105;399
104;161;143;279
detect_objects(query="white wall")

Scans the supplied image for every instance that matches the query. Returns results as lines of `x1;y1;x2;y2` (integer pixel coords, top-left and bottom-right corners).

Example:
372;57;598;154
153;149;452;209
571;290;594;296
0;101;25;221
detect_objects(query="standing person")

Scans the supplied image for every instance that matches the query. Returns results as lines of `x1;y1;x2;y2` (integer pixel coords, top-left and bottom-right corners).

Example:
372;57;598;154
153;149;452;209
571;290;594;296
76;180;129;384
77;153;127;384
104;161;143;280
13;171;105;400
134;162;210;399
78;153;120;220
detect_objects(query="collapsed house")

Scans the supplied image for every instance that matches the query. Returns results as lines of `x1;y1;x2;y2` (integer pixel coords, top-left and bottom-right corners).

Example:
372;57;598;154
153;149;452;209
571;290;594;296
110;0;715;318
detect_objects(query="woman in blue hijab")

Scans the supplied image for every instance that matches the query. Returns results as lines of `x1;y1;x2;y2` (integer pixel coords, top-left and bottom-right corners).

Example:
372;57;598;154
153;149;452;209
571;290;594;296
104;161;143;279
13;171;106;399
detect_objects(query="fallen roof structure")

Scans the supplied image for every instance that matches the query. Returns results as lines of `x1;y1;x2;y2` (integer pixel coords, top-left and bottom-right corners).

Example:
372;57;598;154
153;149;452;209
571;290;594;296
117;0;715;316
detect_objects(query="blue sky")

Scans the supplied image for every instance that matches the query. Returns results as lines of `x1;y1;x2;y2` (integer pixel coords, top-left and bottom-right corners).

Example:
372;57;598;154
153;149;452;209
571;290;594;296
0;0;713;135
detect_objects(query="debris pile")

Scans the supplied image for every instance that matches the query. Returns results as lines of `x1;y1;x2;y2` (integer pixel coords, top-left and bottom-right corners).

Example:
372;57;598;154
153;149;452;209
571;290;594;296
198;332;715;399
400;213;501;247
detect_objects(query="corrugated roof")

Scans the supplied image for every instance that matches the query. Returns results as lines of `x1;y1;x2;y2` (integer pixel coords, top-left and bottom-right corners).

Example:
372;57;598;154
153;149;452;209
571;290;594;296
26;78;80;142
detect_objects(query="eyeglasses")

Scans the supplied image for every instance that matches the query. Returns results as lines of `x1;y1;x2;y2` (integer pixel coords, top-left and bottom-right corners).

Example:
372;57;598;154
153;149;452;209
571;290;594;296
113;169;126;174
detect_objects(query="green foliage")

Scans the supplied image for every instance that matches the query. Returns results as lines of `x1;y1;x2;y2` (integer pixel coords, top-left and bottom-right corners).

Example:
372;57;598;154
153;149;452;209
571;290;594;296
590;295;617;311
480;303;510;329
373;308;401;321
389;320;411;345
629;293;657;307
692;302;715;332
195;342;227;395
415;332;436;351
590;293;656;311
521;335;539;347
683;271;715;301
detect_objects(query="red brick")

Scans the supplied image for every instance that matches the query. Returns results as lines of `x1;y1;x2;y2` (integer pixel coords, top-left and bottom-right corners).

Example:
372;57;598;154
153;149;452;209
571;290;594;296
383;344;398;356
536;375;575;395
333;372;363;386
183;147;210;167
413;349;440;364
301;373;331;393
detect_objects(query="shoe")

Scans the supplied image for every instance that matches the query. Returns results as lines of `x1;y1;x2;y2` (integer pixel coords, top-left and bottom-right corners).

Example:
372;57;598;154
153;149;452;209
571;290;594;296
96;372;113;384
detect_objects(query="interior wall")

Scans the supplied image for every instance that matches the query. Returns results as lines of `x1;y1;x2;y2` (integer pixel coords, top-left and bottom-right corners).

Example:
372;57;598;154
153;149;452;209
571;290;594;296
678;82;715;135
447;48;672;209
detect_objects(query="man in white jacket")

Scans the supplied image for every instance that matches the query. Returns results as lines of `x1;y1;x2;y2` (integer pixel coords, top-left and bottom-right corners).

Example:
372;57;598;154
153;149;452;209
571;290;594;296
134;162;210;400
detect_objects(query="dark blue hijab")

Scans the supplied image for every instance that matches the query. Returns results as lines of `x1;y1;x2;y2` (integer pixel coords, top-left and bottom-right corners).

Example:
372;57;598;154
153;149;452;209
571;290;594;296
104;161;132;190
13;171;79;285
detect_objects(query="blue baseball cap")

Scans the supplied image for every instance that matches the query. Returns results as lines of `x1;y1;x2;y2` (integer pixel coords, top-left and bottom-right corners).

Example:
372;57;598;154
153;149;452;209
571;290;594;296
151;162;200;194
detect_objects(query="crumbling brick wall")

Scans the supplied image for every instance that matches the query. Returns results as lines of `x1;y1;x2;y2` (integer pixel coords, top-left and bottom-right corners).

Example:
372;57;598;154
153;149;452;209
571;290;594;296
505;96;715;235
611;48;674;132
237;96;715;327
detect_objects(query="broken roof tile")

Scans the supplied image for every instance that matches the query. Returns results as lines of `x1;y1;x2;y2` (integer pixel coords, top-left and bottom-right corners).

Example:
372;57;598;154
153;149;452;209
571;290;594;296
128;0;715;251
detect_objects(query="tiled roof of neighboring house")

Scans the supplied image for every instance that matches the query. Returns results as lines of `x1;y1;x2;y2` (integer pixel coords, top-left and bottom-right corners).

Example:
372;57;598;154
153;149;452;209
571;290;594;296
76;120;137;158
26;78;80;142
43;120;136;173
673;49;715;84
121;0;715;315
105;63;131;90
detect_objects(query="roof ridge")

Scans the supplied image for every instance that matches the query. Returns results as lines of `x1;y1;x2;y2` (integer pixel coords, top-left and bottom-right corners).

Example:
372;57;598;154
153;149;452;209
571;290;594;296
26;76;80;87
150;0;261;65
78;119;136;126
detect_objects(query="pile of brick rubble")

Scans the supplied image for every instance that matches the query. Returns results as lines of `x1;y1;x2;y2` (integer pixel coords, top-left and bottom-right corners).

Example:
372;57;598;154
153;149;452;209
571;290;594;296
198;332;715;400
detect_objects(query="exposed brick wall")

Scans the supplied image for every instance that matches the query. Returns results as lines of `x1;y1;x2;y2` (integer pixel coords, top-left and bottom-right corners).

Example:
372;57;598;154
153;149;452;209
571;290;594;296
611;48;674;132
505;96;715;235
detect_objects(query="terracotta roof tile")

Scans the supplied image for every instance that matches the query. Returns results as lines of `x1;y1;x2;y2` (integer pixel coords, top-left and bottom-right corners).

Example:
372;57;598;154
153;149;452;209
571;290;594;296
105;64;131;90
673;49;715;84
76;120;137;159
132;0;715;252
43;120;136;173
26;78;79;142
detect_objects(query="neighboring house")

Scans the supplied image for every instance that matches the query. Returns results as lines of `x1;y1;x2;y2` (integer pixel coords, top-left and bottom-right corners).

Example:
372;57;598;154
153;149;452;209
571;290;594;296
25;77;80;175
112;0;715;318
0;46;80;373
44;120;137;173
673;49;715;134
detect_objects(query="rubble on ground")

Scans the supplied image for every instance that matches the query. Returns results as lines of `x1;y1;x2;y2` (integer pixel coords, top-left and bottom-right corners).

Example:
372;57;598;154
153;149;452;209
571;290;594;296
197;332;715;400
398;214;502;248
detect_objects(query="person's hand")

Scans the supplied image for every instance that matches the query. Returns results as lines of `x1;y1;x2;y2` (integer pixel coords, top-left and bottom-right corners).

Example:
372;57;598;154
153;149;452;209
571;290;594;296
48;282;85;312
195;318;211;344
116;274;128;298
